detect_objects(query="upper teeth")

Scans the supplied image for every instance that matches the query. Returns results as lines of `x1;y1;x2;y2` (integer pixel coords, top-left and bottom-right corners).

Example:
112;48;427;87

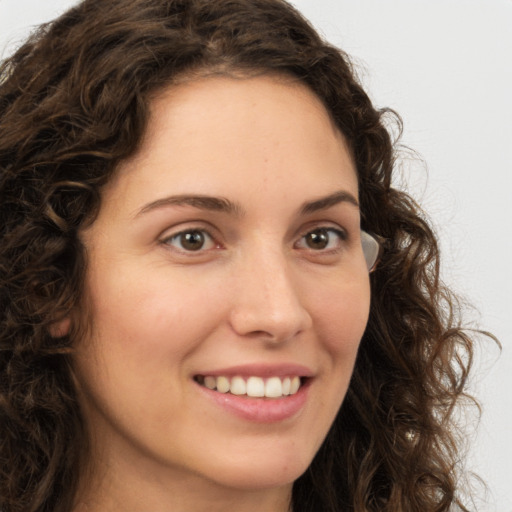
200;375;301;398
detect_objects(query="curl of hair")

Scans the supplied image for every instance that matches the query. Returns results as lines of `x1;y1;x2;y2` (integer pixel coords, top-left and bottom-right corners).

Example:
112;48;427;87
0;0;479;510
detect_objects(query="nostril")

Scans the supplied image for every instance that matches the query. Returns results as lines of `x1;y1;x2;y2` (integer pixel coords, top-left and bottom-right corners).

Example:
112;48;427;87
229;304;312;343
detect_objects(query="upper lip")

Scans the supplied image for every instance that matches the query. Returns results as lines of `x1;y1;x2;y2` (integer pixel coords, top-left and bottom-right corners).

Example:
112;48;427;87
194;363;315;378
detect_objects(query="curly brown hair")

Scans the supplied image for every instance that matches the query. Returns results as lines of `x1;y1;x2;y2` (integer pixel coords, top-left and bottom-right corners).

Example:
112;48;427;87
0;0;478;510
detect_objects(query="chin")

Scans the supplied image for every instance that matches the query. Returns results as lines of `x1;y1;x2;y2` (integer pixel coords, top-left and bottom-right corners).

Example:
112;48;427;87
198;444;314;492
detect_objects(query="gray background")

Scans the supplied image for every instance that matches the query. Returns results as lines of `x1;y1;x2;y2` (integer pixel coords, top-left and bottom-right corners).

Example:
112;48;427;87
1;0;511;509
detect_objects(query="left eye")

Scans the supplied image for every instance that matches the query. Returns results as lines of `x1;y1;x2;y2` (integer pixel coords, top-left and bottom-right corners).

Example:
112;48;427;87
295;228;346;251
163;229;216;252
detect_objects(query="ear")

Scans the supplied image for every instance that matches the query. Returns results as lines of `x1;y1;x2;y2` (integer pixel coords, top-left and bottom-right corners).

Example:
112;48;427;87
49;317;71;338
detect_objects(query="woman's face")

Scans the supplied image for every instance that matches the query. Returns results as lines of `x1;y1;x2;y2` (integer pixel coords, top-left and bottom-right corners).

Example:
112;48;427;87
74;75;371;498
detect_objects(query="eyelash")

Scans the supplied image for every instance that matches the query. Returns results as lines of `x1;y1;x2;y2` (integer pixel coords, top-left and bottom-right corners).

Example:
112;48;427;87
161;225;348;255
294;227;347;252
162;228;218;253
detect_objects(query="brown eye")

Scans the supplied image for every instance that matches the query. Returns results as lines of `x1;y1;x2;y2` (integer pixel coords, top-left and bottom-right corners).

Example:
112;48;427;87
180;231;205;251
299;228;346;251
305;229;329;249
164;229;215;252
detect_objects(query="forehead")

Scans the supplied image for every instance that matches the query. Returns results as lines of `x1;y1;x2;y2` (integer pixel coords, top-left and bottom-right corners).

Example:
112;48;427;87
150;72;341;134
101;74;358;217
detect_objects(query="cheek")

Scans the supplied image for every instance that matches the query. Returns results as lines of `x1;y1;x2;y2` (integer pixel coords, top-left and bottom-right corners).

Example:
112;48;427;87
83;267;224;362
72;270;226;425
315;276;370;396
312;276;371;365
297;276;370;452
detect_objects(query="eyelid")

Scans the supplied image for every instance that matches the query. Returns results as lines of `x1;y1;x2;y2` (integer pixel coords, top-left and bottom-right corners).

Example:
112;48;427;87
160;225;221;253
158;221;352;255
294;225;348;251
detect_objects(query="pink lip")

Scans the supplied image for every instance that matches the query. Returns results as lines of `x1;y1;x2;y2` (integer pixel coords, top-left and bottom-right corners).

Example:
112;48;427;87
193;363;314;423
194;363;315;378
196;380;311;423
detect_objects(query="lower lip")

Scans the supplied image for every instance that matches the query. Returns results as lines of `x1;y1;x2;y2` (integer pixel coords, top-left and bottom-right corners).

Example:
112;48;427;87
195;380;310;423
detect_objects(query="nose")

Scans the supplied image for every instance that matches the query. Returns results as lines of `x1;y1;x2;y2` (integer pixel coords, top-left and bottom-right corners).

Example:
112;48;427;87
228;247;313;343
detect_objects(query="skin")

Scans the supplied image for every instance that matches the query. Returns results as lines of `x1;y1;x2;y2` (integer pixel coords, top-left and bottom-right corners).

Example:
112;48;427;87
71;75;371;512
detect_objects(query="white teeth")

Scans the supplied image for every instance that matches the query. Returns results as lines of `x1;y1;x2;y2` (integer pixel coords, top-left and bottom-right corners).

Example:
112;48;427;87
230;376;246;395
246;376;265;397
265;377;283;398
204;376;216;390
216;376;230;393
290;376;300;394
199;375;303;398
282;377;291;395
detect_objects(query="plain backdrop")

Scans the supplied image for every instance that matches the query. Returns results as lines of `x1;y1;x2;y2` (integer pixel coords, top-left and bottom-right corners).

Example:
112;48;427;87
1;0;511;510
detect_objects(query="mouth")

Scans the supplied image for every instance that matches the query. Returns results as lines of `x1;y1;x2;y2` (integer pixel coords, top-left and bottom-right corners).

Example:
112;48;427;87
194;375;306;399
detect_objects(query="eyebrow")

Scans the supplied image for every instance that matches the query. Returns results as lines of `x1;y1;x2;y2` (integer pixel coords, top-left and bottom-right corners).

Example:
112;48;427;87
135;194;244;217
299;190;359;214
135;190;359;218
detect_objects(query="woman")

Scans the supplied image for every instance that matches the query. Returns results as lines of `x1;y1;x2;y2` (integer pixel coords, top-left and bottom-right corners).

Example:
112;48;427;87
0;0;478;510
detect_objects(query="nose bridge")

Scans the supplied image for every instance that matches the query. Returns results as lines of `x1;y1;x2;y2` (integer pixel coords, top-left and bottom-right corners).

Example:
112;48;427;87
229;239;312;341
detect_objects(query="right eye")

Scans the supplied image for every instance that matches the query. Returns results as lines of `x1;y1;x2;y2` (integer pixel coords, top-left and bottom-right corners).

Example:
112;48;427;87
296;227;347;251
162;229;217;252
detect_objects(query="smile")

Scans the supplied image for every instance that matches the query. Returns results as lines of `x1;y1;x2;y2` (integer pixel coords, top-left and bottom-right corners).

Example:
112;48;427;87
195;375;303;398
